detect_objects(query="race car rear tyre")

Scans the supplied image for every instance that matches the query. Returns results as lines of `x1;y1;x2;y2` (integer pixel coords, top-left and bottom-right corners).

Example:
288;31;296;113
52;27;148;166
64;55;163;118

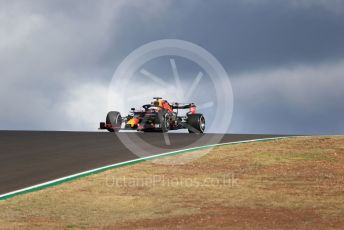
106;111;122;132
187;114;205;133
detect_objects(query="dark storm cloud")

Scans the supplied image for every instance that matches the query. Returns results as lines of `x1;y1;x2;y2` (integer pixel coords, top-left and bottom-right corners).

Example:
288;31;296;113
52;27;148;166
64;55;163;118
0;0;343;134
105;0;344;73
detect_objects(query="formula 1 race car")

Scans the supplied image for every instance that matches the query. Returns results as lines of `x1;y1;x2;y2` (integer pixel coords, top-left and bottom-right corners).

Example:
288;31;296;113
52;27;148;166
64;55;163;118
99;97;205;133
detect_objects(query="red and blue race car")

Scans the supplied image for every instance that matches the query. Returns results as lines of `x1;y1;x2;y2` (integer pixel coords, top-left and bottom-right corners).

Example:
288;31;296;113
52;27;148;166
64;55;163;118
99;97;205;133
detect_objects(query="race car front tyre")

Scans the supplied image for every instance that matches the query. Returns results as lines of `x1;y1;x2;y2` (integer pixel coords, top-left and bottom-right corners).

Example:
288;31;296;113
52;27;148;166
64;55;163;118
187;114;205;133
106;111;122;132
158;110;170;133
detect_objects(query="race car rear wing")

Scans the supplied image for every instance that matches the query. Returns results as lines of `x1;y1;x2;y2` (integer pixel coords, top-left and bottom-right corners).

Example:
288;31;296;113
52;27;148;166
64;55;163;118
171;103;196;109
171;103;197;114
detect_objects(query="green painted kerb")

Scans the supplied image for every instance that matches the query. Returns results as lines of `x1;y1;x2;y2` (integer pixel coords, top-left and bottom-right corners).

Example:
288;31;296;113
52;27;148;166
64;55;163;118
0;136;292;201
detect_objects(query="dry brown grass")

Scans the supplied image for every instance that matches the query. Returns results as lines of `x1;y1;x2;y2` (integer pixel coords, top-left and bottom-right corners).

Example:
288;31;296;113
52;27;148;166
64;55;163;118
0;136;343;229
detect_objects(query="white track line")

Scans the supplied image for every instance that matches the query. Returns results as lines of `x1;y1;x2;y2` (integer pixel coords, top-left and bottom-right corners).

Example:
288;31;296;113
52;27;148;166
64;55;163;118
0;136;289;200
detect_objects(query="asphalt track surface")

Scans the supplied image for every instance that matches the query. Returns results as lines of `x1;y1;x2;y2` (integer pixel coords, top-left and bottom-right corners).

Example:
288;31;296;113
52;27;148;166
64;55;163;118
0;131;286;195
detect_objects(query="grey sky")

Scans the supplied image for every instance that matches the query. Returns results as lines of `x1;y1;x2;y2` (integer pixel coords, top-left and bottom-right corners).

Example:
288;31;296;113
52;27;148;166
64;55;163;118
0;0;343;134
